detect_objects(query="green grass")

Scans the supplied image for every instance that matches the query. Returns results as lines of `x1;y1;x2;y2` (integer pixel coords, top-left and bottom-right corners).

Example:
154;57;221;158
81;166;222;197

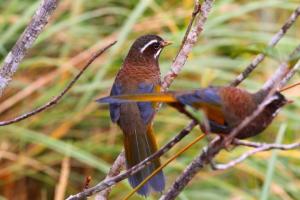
0;0;299;199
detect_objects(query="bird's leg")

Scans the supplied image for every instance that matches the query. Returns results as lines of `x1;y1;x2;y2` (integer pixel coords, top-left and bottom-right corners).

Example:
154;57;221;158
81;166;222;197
220;134;236;151
169;103;201;124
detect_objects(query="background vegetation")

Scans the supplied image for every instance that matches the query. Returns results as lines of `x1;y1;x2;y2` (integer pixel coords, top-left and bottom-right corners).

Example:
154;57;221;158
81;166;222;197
0;0;299;199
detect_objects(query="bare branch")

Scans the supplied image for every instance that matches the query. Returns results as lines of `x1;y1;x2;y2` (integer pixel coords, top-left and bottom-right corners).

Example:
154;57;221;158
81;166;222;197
66;120;198;200
0;41;116;126
162;0;214;90
279;44;300;88
0;0;58;96
160;137;224;200
162;11;300;200
230;6;300;87
95;151;125;200
212;141;300;171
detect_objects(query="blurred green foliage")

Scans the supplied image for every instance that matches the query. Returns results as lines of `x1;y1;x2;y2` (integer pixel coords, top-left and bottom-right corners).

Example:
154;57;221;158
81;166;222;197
0;0;299;199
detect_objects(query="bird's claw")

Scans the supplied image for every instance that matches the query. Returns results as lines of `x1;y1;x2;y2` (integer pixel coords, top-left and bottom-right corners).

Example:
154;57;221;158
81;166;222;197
210;159;218;170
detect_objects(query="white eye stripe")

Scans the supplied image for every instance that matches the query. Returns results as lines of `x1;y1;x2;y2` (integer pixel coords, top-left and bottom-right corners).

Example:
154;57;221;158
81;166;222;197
140;39;158;53
154;48;162;59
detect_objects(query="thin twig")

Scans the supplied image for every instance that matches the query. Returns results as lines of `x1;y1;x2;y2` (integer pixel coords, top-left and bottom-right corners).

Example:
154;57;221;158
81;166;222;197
230;6;300;87
174;0;201;60
95;151;125;200
65;120;198;200
279;44;300;88
162;0;214;90
212;141;300;171
161;24;300;200
0;0;58;96
0;41;116;126
160;136;223;200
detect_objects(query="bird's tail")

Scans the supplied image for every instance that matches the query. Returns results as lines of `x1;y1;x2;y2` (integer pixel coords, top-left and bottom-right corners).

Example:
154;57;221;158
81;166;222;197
96;92;177;104
124;125;165;196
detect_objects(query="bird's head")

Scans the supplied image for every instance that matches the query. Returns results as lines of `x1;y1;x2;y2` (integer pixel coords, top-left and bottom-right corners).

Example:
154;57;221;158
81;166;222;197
126;34;172;64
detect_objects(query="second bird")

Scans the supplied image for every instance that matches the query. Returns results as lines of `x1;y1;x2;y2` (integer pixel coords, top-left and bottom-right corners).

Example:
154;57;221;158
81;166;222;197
101;34;171;196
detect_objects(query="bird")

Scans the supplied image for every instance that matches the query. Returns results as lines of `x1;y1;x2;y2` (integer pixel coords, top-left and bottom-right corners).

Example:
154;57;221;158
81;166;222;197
97;86;288;139
97;34;171;196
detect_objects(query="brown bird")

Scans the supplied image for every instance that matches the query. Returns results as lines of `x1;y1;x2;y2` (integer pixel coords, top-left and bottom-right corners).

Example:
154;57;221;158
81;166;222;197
97;34;171;196
98;86;288;139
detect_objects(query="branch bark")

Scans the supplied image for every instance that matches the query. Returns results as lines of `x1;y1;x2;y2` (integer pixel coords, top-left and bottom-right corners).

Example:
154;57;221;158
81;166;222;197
161;7;300;199
230;5;300;87
0;41;116;126
95;152;125;200
212;140;300;170
0;0;58;96
66;120;198;200
162;0;214;90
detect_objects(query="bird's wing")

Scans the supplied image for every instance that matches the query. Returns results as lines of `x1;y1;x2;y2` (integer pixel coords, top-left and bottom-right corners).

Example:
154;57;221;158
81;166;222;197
176;88;226;125
108;82;122;123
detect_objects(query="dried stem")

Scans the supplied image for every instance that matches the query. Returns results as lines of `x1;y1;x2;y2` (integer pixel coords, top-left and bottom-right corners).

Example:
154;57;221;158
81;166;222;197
162;12;300;200
0;41;116;126
0;0;58;96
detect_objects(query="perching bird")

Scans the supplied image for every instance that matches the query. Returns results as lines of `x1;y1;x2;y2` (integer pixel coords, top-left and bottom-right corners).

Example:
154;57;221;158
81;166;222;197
97;86;288;139
98;34;171;196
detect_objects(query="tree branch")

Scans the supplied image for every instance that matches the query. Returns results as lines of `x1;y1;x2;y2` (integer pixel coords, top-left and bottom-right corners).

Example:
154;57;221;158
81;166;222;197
161;14;300;200
162;0;214;90
0;0;58;96
160;136;223;200
212;140;300;171
230;5;300;87
0;41;116;126
65;120;198;200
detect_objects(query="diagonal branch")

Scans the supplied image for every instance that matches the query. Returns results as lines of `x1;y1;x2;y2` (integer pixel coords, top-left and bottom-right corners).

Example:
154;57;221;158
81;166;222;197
161;22;300;200
162;0;214;90
230;5;300;87
0;0;58;96
0;41;116;126
65;120;198;200
95;151;125;200
160;136;223;200
212;140;300;171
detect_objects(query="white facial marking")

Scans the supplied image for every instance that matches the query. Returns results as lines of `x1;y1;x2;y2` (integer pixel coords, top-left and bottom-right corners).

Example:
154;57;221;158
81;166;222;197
272;108;280;117
154;48;162;59
140;39;158;53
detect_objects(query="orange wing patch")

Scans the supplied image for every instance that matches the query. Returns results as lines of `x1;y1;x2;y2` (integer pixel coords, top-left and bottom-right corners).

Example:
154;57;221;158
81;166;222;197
193;102;225;125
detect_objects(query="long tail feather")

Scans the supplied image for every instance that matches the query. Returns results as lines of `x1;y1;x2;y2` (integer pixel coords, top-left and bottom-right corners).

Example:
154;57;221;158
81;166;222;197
123;133;206;200
124;126;165;196
96;92;177;104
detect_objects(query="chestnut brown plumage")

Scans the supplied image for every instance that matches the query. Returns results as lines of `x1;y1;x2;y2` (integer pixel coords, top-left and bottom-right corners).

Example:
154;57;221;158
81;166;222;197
98;86;288;139
97;34;171;196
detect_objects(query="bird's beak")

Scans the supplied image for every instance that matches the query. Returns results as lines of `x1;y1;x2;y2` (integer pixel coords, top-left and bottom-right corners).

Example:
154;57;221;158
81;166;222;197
161;40;172;47
286;99;294;104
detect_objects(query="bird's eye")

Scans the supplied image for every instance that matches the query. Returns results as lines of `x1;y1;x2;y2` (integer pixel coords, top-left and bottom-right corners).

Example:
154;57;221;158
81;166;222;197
153;43;160;50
